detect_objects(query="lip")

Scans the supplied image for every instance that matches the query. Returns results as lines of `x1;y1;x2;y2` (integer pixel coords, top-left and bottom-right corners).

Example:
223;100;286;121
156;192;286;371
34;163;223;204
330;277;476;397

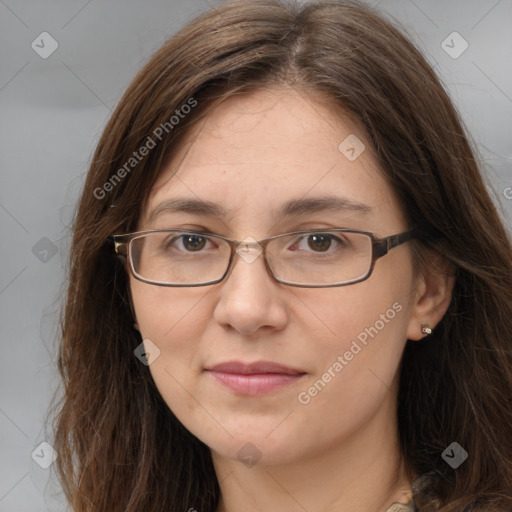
205;360;307;396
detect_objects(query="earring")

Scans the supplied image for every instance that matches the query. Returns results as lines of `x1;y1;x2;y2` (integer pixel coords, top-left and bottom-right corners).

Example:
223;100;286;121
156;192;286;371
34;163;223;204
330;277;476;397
421;326;432;336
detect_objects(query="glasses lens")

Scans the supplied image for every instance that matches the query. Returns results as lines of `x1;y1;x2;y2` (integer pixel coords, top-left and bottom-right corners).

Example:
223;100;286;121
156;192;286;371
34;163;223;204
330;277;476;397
266;230;373;286
130;231;231;285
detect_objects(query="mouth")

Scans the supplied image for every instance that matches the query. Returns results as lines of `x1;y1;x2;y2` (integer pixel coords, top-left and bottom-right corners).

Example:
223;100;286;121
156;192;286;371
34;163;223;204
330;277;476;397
204;360;307;396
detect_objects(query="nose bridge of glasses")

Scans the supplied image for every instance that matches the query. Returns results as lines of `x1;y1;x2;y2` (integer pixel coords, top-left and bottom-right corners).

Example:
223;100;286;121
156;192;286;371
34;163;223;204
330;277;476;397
234;236;264;265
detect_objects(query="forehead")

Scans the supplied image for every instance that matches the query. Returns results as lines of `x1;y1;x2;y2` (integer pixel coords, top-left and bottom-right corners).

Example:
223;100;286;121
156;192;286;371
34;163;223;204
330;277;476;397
143;87;405;232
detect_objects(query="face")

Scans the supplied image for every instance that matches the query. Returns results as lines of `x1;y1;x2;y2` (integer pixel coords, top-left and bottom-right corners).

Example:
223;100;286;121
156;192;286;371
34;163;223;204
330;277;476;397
129;86;420;467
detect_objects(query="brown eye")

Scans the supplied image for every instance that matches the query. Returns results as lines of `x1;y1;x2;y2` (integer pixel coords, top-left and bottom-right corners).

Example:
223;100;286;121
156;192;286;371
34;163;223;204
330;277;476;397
181;234;207;251
307;234;333;252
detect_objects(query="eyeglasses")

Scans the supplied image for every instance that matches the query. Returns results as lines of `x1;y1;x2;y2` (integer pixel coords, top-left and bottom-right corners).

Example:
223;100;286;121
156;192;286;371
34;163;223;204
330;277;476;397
112;228;417;288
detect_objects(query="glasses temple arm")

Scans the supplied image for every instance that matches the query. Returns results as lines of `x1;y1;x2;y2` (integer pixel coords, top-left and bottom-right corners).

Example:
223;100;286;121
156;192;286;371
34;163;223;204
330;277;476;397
373;229;418;258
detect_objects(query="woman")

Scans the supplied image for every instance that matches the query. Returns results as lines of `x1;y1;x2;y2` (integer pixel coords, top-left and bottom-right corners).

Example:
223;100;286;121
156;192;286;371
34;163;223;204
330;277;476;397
49;0;512;510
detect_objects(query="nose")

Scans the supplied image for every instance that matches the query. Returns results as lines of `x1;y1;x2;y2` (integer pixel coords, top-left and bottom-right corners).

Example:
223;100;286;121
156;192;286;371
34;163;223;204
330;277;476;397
212;245;289;336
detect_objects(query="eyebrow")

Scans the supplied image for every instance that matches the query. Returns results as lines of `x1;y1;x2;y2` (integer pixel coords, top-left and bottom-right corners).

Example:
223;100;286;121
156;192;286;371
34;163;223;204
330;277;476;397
146;195;373;224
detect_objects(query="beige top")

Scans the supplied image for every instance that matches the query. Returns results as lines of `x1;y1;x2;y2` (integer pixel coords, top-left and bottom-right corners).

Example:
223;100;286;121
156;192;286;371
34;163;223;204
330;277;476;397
386;503;415;512
385;471;443;512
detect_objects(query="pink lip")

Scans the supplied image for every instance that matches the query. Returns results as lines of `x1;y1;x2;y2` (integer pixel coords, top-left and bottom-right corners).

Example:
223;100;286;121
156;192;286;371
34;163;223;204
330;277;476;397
205;361;306;396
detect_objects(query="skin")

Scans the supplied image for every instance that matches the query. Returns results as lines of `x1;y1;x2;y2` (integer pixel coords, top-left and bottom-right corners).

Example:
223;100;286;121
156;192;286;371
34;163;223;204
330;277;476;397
129;86;454;512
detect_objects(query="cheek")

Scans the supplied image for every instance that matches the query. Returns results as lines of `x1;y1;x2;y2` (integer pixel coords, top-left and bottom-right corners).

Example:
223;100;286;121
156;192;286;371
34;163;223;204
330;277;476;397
296;261;414;402
287;293;409;454
131;283;222;436
300;289;408;387
130;282;212;403
131;282;210;355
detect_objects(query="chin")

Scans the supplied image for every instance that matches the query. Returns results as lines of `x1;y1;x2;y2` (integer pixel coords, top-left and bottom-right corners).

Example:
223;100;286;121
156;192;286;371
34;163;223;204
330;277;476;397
186;415;308;467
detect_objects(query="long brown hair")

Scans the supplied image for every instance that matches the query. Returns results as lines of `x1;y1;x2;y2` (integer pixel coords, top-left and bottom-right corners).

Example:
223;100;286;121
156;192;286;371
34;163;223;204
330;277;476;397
48;0;512;510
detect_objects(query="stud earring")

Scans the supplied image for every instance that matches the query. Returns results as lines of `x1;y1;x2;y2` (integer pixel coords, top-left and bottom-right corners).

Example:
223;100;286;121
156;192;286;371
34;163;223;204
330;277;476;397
421;326;432;336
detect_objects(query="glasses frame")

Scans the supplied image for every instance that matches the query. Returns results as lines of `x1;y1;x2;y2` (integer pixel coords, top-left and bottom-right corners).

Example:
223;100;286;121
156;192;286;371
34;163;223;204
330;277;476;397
112;227;417;288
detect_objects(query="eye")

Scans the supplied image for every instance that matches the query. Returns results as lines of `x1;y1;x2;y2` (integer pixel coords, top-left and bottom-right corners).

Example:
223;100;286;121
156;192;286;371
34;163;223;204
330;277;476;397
168;233;214;252
293;233;344;253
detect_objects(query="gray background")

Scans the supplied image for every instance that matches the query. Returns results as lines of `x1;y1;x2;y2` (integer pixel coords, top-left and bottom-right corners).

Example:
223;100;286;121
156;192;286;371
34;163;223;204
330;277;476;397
1;0;511;510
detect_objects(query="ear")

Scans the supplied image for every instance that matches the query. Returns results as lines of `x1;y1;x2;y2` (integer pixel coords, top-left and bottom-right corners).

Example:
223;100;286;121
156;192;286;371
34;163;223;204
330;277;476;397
406;252;455;340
